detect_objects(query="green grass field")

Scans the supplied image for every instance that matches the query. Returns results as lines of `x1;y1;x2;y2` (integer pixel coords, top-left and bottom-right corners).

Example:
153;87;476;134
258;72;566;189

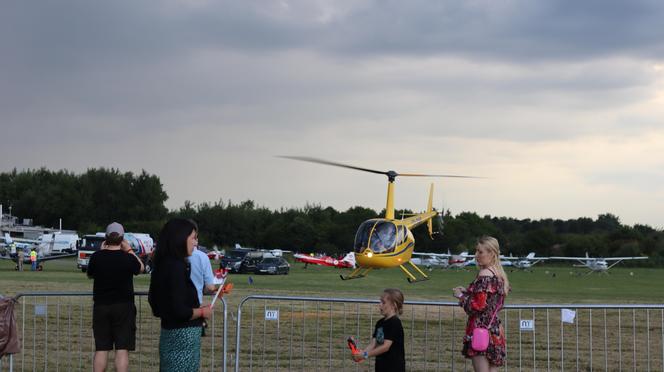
3;257;663;371
2;257;663;304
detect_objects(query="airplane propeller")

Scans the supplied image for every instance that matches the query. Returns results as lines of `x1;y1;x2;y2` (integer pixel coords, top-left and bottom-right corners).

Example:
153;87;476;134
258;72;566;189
278;156;482;182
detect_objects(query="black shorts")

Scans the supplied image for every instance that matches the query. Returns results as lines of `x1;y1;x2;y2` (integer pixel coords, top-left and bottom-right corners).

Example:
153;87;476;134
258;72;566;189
92;302;136;351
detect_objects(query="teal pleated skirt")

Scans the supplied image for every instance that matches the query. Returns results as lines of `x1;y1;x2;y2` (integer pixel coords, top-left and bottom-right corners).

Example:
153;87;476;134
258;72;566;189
159;326;202;372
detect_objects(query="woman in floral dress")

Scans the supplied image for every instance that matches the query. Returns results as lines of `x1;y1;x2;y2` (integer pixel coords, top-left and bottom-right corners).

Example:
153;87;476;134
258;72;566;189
453;236;510;372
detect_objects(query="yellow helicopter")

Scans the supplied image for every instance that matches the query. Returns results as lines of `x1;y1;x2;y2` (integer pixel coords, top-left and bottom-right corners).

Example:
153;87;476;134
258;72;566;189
280;156;478;283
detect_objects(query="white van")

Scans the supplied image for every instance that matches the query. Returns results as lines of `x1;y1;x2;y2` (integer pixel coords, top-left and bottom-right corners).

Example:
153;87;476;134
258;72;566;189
39;233;79;254
77;233;105;272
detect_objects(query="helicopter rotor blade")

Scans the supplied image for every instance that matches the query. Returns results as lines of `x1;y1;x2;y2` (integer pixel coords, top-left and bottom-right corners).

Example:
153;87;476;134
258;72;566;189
278;156;484;179
397;173;484;179
278;156;388;176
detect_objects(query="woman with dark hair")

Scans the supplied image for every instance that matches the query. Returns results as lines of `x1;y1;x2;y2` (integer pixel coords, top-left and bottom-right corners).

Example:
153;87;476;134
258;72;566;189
149;218;212;371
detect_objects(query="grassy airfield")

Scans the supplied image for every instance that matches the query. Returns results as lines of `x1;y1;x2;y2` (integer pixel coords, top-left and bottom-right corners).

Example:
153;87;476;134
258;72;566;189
2;258;663;371
1;257;662;304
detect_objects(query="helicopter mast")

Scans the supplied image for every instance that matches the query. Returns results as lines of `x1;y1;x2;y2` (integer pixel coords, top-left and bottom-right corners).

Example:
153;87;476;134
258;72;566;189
385;181;395;220
385;171;398;220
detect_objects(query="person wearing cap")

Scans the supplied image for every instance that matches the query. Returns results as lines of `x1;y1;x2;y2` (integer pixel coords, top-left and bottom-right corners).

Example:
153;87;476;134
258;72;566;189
87;222;144;372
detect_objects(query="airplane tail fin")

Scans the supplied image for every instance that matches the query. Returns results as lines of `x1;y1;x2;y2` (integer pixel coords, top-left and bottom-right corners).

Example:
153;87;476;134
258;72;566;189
342;252;356;268
527;252;535;259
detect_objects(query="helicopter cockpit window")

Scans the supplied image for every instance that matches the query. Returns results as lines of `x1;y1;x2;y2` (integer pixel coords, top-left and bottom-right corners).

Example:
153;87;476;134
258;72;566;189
369;221;397;254
353;220;376;253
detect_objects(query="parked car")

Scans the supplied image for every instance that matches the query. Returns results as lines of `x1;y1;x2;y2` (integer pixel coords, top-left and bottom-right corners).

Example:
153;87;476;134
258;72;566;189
221;248;255;273
239;252;265;274
255;257;290;275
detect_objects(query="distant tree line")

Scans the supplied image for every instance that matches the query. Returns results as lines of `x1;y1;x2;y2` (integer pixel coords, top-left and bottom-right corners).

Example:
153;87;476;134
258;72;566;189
2;168;662;266
0;168;168;236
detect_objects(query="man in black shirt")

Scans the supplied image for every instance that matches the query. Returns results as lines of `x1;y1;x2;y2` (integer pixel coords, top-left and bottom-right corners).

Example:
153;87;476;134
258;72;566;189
87;222;144;372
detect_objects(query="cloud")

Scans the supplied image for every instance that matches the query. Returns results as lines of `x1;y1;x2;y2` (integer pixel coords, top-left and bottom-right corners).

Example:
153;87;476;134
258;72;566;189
1;0;664;227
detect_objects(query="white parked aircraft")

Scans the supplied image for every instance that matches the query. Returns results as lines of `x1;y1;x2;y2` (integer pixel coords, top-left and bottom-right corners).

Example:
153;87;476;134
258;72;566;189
1;233;38;252
410;255;449;270
551;252;648;274
412;251;471;269
234;243;291;258
1;232;77;270
501;252;550;271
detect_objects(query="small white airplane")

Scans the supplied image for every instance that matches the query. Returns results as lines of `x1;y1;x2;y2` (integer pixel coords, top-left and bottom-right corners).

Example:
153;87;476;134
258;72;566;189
550;252;648;274
410;255;449;270
501;252;551;271
1;232;38;252
449;252;472;268
1;232;77;270
412;251;471;269
233;243;291;258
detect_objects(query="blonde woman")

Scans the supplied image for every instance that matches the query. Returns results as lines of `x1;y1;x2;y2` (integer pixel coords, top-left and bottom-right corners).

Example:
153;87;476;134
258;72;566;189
453;236;509;372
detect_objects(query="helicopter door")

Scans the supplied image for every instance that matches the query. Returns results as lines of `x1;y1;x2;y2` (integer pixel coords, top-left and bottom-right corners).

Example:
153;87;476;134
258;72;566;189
368;221;397;254
396;225;408;246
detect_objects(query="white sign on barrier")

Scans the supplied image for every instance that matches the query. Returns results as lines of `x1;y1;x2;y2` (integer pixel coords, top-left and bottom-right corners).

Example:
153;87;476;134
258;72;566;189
34;305;47;316
520;319;534;331
265;309;279;321
561;308;576;324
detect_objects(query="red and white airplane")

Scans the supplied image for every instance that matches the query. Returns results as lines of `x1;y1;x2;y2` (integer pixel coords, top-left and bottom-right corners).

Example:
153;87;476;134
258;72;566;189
293;252;356;268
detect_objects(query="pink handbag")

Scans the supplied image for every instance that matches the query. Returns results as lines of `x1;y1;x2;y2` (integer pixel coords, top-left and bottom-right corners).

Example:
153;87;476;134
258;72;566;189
471;327;490;351
470;295;503;352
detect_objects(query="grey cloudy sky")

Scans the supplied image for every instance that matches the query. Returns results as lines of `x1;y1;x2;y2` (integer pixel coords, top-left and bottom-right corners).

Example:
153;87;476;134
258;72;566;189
2;0;663;227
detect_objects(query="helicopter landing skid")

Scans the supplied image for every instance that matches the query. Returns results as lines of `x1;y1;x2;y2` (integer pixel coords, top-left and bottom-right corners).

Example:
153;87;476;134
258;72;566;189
340;267;373;280
400;261;429;283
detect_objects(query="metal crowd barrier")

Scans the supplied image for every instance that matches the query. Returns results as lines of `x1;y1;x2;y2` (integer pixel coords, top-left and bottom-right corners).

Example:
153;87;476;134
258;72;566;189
4;292;228;372
3;293;664;372
234;295;664;372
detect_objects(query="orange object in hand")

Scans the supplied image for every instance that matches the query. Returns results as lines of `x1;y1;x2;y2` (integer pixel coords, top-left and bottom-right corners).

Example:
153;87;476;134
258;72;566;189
347;336;359;353
347;336;363;362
